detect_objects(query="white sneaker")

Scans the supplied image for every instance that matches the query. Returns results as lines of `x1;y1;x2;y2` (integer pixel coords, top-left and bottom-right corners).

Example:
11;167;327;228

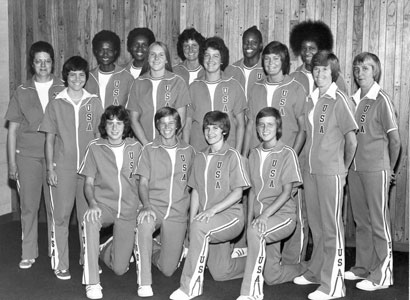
138;285;154;297
86;283;103;299
169;288;193;300
344;271;365;280
293;275;316;285
308;290;340;300
19;258;35;269
236;295;263;300
231;247;248;258
356;279;389;291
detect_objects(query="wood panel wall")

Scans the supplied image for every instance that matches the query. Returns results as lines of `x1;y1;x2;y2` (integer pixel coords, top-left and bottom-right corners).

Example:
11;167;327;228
7;0;409;250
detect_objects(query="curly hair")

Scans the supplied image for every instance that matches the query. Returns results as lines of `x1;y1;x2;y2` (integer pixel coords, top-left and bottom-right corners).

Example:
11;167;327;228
243;25;263;44
177;28;205;61
126;27;156;52
289;20;333;56
199;36;230;71
99;105;132;139
92;30;121;60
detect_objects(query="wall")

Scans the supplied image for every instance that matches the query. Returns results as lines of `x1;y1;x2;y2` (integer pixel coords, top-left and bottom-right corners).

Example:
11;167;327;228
6;0;409;249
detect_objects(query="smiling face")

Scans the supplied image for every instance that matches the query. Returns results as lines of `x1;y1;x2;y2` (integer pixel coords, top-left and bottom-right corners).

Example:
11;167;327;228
67;70;87;92
203;47;222;74
33;52;53;80
94;41;117;70
204;124;225;147
301;40;319;67
148;44;167;74
313;64;332;90
257;116;278;146
105;117;125;145
158;115;178;144
183;39;200;62
263;53;283;78
353;60;376;90
129;35;150;64
242;31;262;60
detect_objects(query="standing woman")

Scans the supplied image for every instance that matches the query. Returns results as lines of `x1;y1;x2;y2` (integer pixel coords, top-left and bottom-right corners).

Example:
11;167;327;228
5;41;64;269
173;28;206;86
346;53;400;292
293;51;358;300
184;37;247;152
127;41;190;145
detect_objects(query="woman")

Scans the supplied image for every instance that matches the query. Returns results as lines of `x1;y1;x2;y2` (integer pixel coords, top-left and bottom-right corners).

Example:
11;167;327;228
184;37;247;152
293;51;358;300
127;41;190;145
5;41;64;269
173;28;206;85
346;52;400;292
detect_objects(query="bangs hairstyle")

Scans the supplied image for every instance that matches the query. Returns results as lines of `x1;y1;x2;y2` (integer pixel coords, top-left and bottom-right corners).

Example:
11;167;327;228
311;51;340;82
289;20;333;56
62;56;89;87
243;25;263;44
256;107;282;141
199;37;230;71
353;52;382;83
99;105;132;139
92;30;121;60
202;111;230;141
154;106;182;134
140;41;173;76
29;41;55;74
126;27;156;52
262;41;290;75
177;28;205;61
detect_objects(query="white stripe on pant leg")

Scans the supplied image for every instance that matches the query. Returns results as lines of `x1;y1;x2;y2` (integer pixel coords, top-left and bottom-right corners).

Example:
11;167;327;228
49;186;59;270
188;218;240;297
379;170;393;286
134;228;142;285
330;175;345;297
297;190;304;263
82;220;90;284
248;237;266;298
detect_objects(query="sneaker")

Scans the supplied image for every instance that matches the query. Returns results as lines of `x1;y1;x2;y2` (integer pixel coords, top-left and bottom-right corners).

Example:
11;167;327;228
236;295;263;300
19;259;35;269
99;265;102;274
293;275;316;285
356;279;389;291
86;283;103;299
231;247;248;258
344;271;365;280
138;285;154;297
55;269;71;280
308;290;340;300
169;288;193;300
177;247;189;268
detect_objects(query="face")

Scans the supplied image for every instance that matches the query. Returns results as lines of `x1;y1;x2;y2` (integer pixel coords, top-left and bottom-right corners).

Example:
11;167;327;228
183;39;200;62
203;48;222;74
353;60;375;89
94;41;117;66
263;54;283;77
148;44;167;72
204;124;224;146
67;70;87;92
129;35;150;62
242;32;262;59
257;116;277;144
313;64;332;89
301;40;319;65
158;115;178;141
105;117;124;145
33;52;53;77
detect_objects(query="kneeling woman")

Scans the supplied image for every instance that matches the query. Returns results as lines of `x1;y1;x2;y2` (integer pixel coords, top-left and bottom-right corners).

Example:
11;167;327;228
237;107;304;300
171;111;250;300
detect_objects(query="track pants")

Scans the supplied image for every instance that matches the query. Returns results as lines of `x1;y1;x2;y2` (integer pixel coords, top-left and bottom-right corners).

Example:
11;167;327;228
348;170;393;286
82;204;136;285
180;206;246;298
303;172;346;298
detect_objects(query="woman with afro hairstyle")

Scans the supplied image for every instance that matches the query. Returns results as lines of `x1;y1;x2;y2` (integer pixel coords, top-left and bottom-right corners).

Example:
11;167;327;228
289;20;348;95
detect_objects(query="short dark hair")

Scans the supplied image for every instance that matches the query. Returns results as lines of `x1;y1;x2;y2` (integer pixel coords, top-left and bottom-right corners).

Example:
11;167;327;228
256;107;282;141
126;27;156;52
199;37;230;71
203;111;230;141
29;41;55;74
99;105;132;139
140;41;173;76
311;50;340;82
353;52;382;83
92;30;121;60
243;26;263;44
177;28;205;61
262;41;290;75
154;107;182;134
62;56;89;87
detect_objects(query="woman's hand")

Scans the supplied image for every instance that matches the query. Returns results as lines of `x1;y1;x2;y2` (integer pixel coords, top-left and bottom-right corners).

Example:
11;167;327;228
47;170;58;187
252;214;268;234
84;204;102;223
194;208;217;223
8;163;18;181
137;207;157;224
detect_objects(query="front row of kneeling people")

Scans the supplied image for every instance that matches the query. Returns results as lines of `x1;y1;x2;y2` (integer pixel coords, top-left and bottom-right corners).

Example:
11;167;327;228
6;29;400;300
